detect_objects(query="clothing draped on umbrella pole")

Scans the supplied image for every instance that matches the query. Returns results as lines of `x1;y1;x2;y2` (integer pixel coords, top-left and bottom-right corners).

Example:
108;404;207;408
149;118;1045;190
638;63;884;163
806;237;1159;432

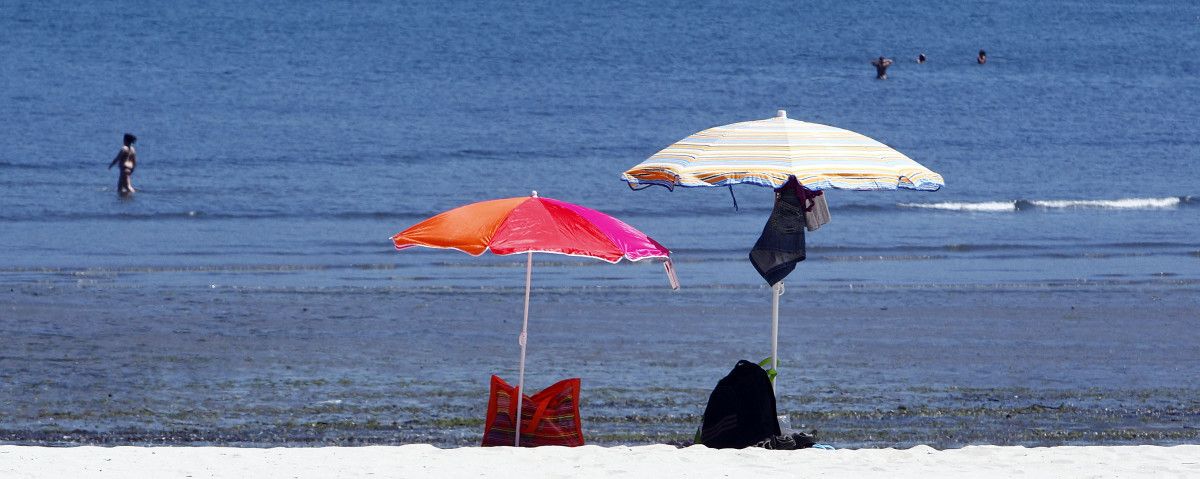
749;177;814;287
390;192;678;446
622;110;943;390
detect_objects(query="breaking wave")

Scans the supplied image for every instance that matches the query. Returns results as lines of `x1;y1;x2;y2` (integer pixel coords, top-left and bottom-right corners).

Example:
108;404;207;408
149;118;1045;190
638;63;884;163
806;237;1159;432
898;196;1193;212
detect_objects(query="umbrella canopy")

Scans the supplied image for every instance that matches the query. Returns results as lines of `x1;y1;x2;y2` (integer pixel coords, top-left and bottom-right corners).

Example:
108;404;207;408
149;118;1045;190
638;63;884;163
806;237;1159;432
621;110;943;394
392;194;671;264
391;192;676;446
623;110;944;192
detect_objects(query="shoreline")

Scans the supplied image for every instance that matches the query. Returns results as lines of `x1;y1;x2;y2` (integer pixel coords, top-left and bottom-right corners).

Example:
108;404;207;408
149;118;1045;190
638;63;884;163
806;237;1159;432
3;444;1199;478
2;284;1199;449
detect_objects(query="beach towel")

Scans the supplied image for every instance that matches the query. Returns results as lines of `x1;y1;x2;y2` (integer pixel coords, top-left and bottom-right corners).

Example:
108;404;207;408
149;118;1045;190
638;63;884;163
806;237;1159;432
699;360;781;449
482;375;584;447
755;430;817;450
749;178;807;286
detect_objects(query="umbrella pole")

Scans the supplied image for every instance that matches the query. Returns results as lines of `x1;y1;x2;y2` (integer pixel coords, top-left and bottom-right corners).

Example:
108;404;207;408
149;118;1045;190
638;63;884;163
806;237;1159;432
515;251;533;447
771;282;782;393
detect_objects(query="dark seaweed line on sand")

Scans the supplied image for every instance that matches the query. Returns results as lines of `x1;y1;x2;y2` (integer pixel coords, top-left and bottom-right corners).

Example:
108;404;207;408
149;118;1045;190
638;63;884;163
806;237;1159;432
4;401;1197;449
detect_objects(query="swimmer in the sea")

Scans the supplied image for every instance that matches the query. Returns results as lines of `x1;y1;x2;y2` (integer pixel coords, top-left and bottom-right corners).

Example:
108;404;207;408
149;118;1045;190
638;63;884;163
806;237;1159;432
977;49;987;65
917;53;927;64
107;133;137;196
871;56;893;79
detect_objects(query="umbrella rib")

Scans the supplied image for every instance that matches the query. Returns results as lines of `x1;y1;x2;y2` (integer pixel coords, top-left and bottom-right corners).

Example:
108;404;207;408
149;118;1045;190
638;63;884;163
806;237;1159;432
781;118;801;186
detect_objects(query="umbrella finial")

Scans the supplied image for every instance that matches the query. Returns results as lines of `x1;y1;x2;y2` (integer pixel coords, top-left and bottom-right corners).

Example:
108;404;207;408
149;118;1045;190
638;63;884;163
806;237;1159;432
531;190;539;198
777;109;787;119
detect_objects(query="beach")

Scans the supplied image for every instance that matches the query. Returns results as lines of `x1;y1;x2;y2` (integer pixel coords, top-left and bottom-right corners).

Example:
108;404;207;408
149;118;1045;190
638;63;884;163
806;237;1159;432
4;444;1200;478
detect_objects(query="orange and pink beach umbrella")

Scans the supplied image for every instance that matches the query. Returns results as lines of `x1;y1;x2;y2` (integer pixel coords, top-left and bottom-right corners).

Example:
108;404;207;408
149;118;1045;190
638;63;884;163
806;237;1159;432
391;192;677;445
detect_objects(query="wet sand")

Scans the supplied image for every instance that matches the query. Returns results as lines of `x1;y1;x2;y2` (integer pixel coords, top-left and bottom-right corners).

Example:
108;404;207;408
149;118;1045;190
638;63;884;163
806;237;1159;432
1;281;1198;447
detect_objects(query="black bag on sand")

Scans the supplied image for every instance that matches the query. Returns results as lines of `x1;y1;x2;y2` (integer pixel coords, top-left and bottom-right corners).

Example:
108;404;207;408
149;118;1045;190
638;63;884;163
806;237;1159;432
699;360;782;449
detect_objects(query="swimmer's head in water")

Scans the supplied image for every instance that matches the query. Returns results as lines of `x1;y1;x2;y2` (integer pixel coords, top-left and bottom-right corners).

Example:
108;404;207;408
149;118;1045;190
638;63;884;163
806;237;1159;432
979;50;986;56
124;133;137;146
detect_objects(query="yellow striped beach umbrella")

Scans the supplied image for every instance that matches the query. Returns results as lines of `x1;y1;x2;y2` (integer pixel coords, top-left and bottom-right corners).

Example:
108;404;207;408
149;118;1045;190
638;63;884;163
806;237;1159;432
622;110;943;192
623;110;943;393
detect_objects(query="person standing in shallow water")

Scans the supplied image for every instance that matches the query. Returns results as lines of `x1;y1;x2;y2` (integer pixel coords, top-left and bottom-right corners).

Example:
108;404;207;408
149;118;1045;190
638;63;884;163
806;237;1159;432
977;50;987;64
871;56;893;79
107;133;137;196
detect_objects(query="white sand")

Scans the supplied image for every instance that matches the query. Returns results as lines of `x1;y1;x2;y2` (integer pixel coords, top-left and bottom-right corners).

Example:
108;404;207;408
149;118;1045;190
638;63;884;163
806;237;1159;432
2;444;1198;478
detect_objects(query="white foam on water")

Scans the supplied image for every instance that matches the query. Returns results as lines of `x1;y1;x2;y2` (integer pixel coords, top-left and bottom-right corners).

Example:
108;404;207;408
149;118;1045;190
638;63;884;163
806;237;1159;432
899;197;1185;212
1028;197;1181;209
898;201;1017;212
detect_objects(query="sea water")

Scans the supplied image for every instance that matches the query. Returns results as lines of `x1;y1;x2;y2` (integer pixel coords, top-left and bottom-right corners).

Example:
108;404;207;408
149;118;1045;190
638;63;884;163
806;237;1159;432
1;0;1198;447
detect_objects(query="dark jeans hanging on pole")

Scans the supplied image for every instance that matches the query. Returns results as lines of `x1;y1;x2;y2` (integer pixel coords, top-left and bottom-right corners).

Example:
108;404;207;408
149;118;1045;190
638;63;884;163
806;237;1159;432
749;178;807;286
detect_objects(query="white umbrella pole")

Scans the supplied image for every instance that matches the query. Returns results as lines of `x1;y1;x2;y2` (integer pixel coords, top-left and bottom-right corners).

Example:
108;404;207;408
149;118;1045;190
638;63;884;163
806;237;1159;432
515;251;533;446
771;281;782;393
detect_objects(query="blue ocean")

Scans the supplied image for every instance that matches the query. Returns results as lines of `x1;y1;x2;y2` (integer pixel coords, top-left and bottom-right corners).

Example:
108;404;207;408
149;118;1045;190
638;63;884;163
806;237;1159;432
1;0;1198;447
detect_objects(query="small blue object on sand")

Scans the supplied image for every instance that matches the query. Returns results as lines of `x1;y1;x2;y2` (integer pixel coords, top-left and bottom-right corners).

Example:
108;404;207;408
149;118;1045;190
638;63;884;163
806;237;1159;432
812;444;835;450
